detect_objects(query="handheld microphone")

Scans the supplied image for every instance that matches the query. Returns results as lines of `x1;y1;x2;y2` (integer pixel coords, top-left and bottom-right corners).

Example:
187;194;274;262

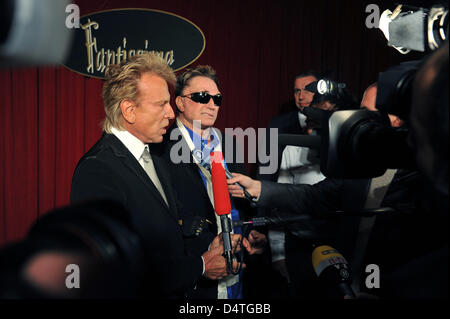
312;245;356;299
210;151;234;273
192;148;256;204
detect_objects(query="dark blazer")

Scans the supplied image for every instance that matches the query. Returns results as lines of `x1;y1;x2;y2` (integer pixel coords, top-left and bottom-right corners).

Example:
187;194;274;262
70;133;203;298
158;122;254;298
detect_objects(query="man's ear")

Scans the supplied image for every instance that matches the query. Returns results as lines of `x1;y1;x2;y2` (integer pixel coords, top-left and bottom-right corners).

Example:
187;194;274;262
120;99;136;124
175;96;184;113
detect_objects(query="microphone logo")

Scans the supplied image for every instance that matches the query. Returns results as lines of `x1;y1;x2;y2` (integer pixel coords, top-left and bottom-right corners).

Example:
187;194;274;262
312;245;356;298
340;268;350;280
312;245;349;277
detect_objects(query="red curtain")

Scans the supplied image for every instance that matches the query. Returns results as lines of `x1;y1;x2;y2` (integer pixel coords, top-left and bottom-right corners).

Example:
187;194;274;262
0;0;424;244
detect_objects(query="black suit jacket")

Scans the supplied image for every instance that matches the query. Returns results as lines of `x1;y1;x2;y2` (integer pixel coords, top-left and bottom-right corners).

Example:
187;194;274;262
70;133;203;298
158;122;254;298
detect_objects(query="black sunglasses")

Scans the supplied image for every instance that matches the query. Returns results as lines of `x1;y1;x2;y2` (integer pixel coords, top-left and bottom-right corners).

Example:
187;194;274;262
181;91;222;106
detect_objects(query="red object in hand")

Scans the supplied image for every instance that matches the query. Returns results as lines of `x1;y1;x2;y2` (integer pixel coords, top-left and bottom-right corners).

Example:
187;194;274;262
210;151;231;216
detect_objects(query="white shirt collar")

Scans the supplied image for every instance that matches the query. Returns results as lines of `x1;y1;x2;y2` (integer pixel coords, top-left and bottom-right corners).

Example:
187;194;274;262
111;127;147;161
298;111;307;128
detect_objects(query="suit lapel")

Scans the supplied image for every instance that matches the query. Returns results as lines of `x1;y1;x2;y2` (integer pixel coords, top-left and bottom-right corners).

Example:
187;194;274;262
150;150;180;220
166;124;214;208
181;132;215;209
105;134;175;217
187;159;214;207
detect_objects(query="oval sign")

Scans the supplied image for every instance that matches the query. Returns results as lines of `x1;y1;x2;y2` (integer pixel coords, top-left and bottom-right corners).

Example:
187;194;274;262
63;9;206;79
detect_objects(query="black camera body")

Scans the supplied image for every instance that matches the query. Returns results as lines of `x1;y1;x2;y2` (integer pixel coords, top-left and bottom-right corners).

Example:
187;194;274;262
311;4;448;179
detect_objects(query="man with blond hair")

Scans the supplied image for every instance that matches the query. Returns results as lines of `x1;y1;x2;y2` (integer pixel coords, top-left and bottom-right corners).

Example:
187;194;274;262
71;53;247;298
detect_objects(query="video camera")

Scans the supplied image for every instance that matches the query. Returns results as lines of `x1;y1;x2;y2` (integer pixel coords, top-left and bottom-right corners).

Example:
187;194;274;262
304;4;448;179
304;78;359;111
0;0;73;67
305;79;346;102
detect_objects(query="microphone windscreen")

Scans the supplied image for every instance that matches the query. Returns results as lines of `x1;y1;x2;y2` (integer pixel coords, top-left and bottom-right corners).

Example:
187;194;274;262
312;245;348;277
210;152;231;216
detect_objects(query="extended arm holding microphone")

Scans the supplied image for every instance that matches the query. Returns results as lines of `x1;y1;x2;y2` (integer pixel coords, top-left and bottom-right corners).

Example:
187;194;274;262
228;173;344;219
233;207;398;228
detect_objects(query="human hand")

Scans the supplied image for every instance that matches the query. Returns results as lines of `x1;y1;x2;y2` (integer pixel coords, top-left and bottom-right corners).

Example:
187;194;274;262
246;230;267;255
202;246;228;280
209;233;248;254
202;242;246;280
227;173;261;199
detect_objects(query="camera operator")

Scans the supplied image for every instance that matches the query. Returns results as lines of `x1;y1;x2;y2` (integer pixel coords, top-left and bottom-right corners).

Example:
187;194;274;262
266;78;359;299
258;71;319;296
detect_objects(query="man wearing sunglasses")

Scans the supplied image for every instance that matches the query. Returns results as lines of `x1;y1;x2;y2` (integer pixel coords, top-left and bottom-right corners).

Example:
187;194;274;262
161;65;267;299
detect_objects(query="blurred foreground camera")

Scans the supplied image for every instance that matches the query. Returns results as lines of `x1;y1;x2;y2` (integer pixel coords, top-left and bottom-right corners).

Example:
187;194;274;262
0;200;146;298
379;4;448;54
0;0;73;67
314;108;415;178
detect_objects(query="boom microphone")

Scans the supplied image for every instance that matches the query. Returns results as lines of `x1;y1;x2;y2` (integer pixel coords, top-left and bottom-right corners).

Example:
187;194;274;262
233;215;311;227
312;245;356;299
233;207;399;227
210;151;234;273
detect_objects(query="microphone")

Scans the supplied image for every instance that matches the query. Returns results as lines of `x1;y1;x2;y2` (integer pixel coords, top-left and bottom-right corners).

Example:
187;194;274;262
192;148;256;204
312;245;356;299
223;168;256;205
210;151;234;273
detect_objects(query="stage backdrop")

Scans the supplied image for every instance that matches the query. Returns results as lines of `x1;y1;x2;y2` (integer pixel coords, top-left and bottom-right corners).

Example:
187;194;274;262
0;0;425;244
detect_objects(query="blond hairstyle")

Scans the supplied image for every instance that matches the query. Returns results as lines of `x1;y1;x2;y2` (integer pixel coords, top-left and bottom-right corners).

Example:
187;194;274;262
102;53;176;133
